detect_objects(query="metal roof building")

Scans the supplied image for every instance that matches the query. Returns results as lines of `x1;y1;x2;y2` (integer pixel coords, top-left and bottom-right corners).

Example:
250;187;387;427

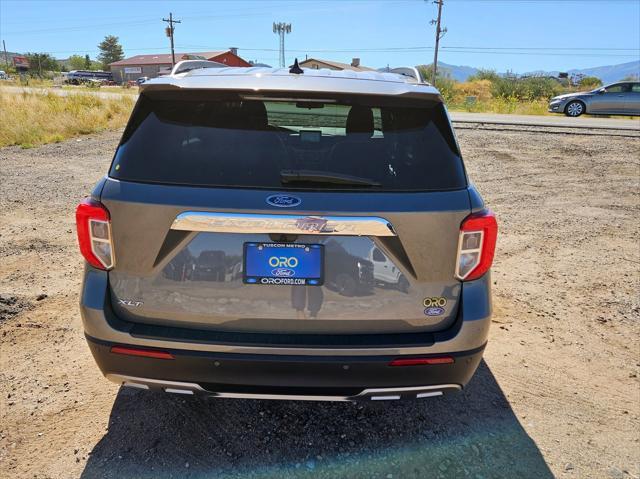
298;57;374;72
109;50;251;82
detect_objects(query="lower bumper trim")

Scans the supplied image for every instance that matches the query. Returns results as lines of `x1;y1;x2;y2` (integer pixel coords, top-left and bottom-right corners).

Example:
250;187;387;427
106;374;461;402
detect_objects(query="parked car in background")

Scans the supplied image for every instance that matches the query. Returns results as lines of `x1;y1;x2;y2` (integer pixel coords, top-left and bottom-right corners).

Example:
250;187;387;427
324;240;375;297
76;61;498;402
549;81;640;117
368;246;409;292
66;70;112;85
0;70;9;80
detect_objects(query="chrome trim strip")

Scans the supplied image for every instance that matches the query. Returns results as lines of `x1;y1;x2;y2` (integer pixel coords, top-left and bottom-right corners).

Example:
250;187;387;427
123;381;148;390
214;392;349;402
106;374;206;392
165;388;194;395
357;384;461;397
171;212;397;236
107;374;460;401
417;391;444;399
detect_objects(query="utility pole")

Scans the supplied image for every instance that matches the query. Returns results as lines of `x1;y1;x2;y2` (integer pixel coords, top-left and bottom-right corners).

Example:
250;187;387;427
430;0;447;85
273;22;291;68
162;12;182;67
2;40;9;69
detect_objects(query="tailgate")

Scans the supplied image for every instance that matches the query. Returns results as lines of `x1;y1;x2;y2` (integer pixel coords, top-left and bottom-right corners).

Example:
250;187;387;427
103;180;470;334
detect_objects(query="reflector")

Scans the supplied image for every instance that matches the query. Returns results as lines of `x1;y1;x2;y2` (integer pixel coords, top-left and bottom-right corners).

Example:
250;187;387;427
110;346;174;360
389;356;454;366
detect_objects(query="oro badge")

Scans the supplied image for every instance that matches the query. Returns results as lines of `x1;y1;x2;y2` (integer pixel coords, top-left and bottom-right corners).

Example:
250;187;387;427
423;297;447;317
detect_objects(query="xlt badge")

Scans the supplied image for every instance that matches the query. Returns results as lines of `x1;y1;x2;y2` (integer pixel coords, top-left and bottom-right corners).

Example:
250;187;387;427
118;299;144;307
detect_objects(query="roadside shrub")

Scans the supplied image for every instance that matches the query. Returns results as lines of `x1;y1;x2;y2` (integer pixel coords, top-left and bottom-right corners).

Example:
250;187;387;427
467;69;501;83
578;76;602;89
491;76;562;101
434;76;456;104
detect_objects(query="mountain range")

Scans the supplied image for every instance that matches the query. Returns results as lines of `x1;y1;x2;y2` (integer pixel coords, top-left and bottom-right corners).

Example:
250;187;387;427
431;60;640;84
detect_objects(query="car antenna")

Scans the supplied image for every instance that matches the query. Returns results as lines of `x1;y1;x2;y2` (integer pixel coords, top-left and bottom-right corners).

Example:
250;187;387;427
289;58;304;75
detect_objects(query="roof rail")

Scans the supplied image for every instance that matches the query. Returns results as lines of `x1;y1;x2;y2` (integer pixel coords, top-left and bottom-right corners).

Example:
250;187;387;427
377;66;428;84
170;59;227;76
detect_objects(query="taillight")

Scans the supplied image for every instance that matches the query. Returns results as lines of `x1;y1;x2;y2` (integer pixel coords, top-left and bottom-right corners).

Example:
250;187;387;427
75;198;114;270
455;210;497;281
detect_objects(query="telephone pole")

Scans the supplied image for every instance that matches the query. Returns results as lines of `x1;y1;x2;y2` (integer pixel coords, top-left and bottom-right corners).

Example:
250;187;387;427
273;22;291;68
430;0;447;85
162;12;181;67
2;40;9;69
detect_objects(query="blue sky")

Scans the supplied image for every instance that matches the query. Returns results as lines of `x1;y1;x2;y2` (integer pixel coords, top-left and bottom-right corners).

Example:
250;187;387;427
1;0;639;72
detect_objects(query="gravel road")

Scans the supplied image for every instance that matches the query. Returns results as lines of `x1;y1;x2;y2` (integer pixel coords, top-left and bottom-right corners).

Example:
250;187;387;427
0;128;638;479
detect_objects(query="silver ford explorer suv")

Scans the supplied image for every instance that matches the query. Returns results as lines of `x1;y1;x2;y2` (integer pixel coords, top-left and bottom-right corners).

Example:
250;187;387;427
76;61;497;402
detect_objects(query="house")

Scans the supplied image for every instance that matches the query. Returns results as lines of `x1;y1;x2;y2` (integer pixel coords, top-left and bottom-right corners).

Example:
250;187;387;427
108;49;250;82
298;57;374;72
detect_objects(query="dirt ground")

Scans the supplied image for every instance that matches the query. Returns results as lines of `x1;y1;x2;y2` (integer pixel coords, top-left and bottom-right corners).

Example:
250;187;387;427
0;127;638;479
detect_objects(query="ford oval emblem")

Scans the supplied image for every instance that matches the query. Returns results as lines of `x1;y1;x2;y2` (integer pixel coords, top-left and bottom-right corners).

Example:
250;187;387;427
266;195;302;208
272;268;295;277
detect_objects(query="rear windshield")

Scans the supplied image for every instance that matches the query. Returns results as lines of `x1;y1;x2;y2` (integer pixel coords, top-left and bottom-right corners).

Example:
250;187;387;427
110;91;467;191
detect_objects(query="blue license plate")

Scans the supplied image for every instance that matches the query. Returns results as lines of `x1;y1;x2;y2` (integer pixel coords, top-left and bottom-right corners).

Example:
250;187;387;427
243;243;324;286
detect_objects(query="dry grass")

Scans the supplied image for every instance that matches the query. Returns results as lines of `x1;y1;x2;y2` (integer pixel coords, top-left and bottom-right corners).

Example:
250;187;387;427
0;91;135;148
454;80;494;102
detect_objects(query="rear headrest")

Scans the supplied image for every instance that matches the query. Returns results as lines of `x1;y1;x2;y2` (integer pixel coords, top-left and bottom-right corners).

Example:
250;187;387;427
346;106;373;135
240;101;268;130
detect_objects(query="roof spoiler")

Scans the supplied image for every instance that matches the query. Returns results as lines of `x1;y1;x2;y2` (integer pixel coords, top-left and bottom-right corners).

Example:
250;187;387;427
170;59;227;76
377;66;428;84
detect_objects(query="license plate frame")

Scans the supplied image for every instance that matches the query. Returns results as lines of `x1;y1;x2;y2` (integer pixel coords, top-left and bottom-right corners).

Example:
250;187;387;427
243;242;324;286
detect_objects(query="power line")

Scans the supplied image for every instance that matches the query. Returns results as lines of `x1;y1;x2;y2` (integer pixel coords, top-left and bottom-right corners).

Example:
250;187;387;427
25;44;640;59
177;44;640;53
1;4;351;35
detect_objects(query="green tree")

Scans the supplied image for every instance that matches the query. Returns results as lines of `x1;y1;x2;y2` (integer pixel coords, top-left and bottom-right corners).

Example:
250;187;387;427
97;35;124;68
24;52;60;77
578;76;602;89
84;54;92;69
417;65;457;103
67;54;86;70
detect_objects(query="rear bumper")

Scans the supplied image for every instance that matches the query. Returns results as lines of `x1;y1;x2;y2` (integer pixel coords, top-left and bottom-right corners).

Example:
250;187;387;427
80;267;492;400
87;335;484;401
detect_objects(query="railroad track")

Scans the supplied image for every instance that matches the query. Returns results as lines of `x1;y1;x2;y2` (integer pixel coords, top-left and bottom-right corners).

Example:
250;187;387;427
452;120;640;138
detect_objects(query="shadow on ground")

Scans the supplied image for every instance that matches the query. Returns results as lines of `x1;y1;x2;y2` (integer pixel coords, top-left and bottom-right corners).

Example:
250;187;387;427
81;362;552;479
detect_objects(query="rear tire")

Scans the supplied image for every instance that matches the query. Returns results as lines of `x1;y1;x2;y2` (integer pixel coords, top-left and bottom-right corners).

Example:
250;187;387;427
335;274;357;297
565;100;585;117
398;275;409;293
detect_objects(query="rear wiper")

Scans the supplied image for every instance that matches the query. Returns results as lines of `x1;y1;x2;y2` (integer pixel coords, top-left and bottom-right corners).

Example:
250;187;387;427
280;169;381;187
